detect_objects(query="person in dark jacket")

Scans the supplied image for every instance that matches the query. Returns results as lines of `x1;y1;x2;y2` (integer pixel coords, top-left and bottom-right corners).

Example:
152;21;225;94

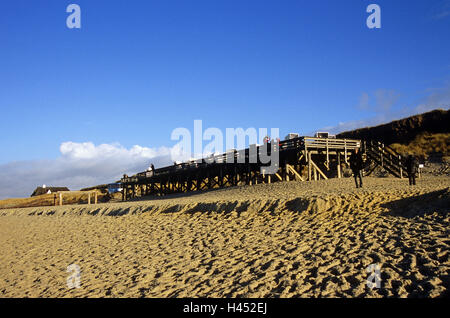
349;148;364;188
405;155;418;186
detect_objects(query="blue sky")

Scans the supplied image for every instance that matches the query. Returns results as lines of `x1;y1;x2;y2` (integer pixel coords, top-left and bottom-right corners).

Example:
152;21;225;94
0;0;449;197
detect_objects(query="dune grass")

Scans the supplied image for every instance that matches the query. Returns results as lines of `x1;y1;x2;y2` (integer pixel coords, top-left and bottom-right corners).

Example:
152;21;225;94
390;133;450;157
0;191;107;209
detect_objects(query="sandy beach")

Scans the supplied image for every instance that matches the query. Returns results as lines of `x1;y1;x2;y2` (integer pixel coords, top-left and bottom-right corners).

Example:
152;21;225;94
0;176;449;298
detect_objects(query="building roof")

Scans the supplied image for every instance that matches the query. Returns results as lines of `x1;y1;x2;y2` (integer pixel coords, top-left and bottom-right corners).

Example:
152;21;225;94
31;187;70;197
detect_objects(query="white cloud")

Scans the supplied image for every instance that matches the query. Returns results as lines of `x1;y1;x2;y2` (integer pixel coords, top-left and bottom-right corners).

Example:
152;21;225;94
430;0;450;19
357;89;400;113
318;83;450;135
0;142;177;199
414;83;450;112
358;92;370;110
374;89;400;113
319;119;376;135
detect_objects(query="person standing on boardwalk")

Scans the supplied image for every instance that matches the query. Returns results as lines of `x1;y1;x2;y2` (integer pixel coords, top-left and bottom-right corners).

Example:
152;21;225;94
405;154;418;186
149;164;155;176
349;148;364;188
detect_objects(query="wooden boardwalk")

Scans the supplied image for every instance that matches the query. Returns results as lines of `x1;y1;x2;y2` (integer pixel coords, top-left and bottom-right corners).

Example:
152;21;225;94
363;140;407;178
120;136;362;200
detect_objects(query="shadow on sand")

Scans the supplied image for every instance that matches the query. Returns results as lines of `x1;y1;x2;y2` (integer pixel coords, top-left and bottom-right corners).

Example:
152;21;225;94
127;186;238;203
381;188;449;218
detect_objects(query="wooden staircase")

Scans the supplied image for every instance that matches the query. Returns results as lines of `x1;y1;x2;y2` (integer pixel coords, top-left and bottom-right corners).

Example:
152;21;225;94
363;140;406;178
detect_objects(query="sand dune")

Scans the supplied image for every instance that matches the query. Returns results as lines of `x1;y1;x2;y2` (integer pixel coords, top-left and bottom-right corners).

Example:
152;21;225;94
0;176;448;298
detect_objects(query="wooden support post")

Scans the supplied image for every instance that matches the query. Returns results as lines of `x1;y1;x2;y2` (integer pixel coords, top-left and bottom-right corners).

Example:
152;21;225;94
310;159;328;180
88;193;91;205
59;193;63;206
337;151;341;178
308;151;312;181
94;192;98;204
285;164;290;181
286;164;304;181
344;145;348;164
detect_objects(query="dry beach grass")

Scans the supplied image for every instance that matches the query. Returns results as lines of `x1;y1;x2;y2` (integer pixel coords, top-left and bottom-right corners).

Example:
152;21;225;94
0;191;108;210
0;176;449;298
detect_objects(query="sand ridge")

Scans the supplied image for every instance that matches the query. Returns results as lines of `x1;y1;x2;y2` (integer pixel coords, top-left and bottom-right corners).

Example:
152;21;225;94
0;176;449;297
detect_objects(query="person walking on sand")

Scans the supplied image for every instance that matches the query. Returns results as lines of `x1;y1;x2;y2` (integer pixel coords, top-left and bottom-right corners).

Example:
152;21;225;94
349;148;364;188
405;154;418;186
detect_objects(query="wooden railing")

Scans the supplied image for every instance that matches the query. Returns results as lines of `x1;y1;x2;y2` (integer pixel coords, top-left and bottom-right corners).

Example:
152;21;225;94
122;136;362;183
364;140;406;178
303;137;361;149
